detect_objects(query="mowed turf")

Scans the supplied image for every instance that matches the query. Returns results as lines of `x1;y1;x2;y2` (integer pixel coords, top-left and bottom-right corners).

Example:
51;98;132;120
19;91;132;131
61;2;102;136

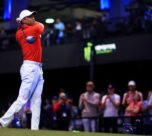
0;128;141;136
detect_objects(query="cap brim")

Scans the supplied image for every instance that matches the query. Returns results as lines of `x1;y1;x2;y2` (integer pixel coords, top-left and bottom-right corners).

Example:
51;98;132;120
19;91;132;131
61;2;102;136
31;11;36;15
16;17;21;22
27;11;36;17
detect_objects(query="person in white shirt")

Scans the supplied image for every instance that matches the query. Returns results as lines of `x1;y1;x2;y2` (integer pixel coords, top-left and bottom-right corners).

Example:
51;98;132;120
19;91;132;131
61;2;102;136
147;90;152;115
142;90;152;134
101;84;120;133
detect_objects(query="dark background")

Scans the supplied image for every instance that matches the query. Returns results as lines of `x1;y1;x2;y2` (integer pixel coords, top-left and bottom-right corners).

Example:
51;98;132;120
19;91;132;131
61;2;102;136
0;33;152;108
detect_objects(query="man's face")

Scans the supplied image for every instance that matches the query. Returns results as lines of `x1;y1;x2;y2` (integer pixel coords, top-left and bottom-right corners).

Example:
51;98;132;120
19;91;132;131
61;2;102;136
22;15;35;25
86;84;94;92
107;87;115;95
128;85;136;91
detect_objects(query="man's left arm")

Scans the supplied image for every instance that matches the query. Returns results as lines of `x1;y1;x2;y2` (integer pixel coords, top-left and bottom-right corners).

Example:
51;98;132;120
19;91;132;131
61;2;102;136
34;21;44;34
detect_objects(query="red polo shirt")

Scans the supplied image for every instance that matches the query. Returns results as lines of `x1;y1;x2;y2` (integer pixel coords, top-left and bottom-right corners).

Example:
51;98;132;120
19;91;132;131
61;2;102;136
16;22;44;63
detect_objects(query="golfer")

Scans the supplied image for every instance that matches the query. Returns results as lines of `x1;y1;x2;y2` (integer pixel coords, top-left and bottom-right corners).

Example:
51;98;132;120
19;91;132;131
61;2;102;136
0;9;44;130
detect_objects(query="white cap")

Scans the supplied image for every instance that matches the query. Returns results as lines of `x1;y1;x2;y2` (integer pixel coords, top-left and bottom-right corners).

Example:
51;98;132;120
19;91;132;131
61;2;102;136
16;9;36;22
128;80;136;86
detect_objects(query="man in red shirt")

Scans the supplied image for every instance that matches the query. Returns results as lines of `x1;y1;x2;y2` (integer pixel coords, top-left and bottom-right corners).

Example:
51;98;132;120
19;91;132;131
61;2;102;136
0;10;44;130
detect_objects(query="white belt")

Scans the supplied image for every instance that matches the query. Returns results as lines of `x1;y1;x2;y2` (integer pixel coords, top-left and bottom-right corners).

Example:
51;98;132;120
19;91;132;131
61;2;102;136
23;60;42;67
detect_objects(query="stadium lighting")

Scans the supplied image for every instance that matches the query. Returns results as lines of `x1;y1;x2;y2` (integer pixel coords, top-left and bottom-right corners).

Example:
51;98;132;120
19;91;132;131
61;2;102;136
95;43;116;51
100;0;110;10
95;43;117;55
45;18;55;24
3;0;12;20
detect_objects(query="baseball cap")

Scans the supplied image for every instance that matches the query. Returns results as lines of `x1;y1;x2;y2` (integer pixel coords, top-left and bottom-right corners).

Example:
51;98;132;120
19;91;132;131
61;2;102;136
16;9;36;22
128;80;136;86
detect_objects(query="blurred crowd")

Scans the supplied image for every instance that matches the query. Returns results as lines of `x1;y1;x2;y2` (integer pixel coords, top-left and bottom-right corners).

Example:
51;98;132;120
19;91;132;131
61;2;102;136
0;7;152;51
1;80;152;135
42;16;108;46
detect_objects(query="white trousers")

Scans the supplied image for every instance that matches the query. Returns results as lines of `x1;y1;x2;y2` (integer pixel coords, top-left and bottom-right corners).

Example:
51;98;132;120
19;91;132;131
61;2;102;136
0;60;44;130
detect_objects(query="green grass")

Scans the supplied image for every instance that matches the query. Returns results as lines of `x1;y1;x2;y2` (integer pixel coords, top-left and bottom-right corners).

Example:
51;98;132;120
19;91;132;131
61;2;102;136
0;128;142;136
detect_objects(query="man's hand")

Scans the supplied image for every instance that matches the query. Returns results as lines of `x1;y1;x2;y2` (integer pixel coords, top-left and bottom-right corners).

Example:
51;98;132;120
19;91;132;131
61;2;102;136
81;95;87;102
108;95;113;102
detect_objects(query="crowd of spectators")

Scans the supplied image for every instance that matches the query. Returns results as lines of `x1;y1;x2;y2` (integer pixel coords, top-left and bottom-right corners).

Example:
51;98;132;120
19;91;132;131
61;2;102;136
42;17;105;47
1;80;152;134
0;7;152;51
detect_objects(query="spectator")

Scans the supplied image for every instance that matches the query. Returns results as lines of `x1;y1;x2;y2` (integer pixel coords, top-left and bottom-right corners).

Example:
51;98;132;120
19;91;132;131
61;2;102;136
122;80;143;107
101;84;121;133
66;22;74;37
74;20;83;41
75;20;82;32
67;98;78;131
124;93;143;134
41;96;58;130
82;19;91;40
52;96;58;106
50;96;58;130
147;90;152;116
143;90;152;134
125;94;142;117
42;99;52;129
79;81;100;132
122;80;143;134
58;88;67;99
53;92;71;130
54;18;65;44
42;25;52;47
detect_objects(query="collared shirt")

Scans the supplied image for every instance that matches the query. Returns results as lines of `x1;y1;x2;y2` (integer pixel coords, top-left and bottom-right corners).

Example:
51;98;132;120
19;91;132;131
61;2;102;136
16;23;44;63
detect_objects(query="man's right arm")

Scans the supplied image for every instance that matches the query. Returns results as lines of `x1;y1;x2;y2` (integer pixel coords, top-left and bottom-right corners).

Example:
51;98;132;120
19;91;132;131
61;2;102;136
122;93;127;105
101;95;107;109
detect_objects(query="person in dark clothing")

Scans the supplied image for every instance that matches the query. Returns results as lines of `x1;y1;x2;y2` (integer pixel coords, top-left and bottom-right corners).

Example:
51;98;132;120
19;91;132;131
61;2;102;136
53;94;71;130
